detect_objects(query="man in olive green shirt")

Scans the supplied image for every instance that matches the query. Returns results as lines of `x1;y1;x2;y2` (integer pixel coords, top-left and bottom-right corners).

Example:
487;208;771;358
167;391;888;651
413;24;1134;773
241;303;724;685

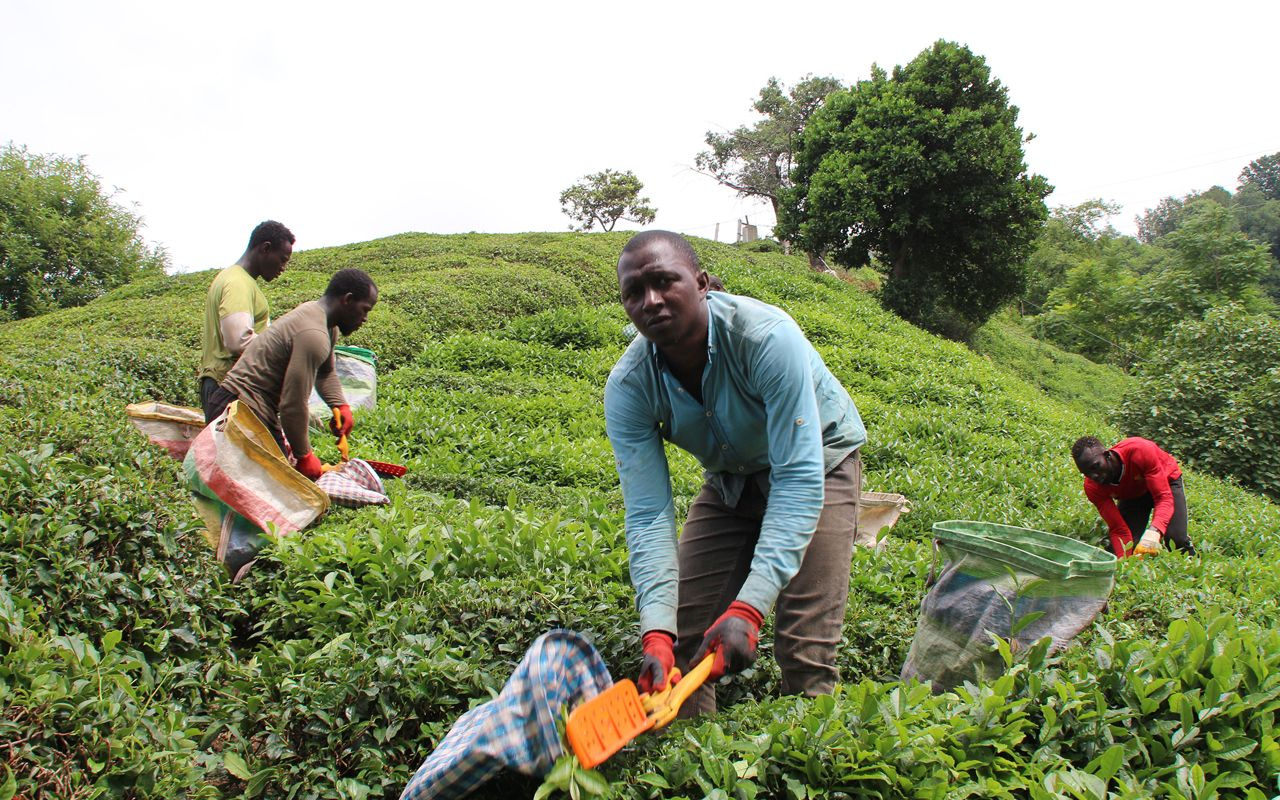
199;221;295;422
206;269;378;480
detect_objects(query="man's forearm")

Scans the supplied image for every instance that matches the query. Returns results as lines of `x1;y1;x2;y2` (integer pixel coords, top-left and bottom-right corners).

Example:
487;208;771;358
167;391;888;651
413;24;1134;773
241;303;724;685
219;312;256;355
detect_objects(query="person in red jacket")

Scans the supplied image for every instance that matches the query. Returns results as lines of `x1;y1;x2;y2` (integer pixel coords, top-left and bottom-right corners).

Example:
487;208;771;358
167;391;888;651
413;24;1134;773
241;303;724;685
1071;436;1196;557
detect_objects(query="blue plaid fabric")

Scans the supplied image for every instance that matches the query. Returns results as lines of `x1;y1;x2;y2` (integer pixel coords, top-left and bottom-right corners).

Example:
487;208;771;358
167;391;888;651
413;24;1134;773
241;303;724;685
400;629;614;800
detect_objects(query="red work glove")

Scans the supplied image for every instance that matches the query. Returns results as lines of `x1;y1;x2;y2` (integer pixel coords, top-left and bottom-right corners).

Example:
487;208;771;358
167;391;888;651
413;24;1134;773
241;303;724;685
330;404;354;438
693;601;764;681
637;630;678;694
295;451;323;481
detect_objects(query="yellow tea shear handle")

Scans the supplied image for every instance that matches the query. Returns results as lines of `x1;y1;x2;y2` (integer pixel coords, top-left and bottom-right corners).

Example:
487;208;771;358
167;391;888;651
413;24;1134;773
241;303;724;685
321;407;350;473
566;653;714;769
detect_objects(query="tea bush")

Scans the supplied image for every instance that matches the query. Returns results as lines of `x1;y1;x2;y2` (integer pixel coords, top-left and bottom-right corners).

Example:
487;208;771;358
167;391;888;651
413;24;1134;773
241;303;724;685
1;231;1277;798
611;613;1280;798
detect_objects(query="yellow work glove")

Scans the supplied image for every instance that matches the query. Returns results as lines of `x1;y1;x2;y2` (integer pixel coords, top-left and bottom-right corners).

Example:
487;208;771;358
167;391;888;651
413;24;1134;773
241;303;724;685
1131;526;1162;556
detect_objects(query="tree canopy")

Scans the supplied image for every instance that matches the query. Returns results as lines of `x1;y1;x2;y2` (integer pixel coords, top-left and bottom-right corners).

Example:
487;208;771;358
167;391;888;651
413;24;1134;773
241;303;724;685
0;144;166;319
1135;187;1230;244
694;75;843;220
558;169;656;233
778;41;1050;339
1239;152;1280;201
1027;195;1274;368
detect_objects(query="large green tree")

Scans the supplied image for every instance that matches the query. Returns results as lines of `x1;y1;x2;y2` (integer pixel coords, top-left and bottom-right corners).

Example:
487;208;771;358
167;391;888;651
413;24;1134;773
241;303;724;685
558;169;657;233
1036;257;1141;365
694;75;843;219
0;144;166;319
778;41;1051;338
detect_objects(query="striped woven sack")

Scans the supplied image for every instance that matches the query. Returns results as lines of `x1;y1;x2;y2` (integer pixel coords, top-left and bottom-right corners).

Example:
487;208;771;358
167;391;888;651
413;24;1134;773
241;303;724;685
183;400;329;580
125;401;206;460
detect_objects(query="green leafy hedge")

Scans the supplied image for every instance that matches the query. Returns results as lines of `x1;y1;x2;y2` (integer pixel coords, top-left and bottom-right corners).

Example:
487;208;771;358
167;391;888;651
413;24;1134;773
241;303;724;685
1;232;1277;798
1117;305;1280;501
614;615;1280;798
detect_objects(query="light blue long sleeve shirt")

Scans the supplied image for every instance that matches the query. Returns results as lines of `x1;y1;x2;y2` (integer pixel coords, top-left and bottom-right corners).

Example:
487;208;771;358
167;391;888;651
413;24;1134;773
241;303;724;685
604;291;866;634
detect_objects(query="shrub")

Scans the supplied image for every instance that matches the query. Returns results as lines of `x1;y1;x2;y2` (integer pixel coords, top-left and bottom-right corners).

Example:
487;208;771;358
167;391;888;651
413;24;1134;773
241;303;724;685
1;231;1279;799
1116;305;1280;500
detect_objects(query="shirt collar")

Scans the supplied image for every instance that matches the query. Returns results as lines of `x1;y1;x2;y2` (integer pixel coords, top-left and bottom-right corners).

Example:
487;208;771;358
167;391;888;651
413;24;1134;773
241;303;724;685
646;296;717;367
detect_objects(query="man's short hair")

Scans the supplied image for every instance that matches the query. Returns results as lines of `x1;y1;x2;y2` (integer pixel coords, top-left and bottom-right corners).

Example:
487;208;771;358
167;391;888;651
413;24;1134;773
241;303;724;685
247;220;295;251
324;268;377;301
621;230;700;271
1071;435;1105;465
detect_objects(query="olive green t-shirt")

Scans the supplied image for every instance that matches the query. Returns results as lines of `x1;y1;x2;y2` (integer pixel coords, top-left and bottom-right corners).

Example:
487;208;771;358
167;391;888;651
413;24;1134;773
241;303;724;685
221;301;345;457
199;264;270;383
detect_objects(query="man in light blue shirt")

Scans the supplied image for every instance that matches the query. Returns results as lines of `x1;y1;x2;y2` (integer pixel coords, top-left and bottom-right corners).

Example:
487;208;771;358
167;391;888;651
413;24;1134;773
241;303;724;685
604;231;866;715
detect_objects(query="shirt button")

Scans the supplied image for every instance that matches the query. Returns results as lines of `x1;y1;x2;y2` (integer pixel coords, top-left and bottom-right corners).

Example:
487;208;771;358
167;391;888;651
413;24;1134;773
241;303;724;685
737;466;744;472
705;411;713;417
721;444;728;451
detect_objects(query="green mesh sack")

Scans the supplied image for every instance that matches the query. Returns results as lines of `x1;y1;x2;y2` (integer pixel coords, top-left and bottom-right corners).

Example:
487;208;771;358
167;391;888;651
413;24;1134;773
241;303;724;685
309;345;378;428
901;520;1116;692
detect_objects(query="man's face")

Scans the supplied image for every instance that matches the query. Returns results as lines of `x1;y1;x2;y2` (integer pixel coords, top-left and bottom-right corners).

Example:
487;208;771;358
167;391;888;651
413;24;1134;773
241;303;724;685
255;240;293;282
1075;446;1117;484
617;241;709;352
337;287;377;336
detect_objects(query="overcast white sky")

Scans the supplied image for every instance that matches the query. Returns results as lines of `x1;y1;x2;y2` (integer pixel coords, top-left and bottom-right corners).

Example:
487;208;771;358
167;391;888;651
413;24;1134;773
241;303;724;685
3;1;1276;272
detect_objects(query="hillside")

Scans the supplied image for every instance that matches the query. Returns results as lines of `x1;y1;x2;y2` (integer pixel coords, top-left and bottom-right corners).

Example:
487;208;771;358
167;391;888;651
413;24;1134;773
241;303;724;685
2;232;1278;798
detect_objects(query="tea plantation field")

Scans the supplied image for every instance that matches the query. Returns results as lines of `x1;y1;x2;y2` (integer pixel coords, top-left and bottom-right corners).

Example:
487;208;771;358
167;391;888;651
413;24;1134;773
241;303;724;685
1;232;1277;798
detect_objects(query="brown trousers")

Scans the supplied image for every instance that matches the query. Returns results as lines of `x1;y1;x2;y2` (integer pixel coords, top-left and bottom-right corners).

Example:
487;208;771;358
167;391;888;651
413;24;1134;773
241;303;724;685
673;451;861;716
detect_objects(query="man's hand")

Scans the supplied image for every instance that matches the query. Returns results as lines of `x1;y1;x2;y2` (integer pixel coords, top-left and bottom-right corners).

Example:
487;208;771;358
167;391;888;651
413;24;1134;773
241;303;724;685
330;404;354;438
637;630;678;694
693;601;764;681
296;452;323;481
1132;526;1162;556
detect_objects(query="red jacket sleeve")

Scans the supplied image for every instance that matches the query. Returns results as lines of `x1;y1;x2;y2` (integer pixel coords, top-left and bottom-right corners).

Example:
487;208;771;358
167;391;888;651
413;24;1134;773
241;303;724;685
1085;479;1131;540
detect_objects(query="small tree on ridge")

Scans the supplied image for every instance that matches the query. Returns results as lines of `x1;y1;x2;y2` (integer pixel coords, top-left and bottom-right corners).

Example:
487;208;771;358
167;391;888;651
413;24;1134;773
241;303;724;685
559;169;657;232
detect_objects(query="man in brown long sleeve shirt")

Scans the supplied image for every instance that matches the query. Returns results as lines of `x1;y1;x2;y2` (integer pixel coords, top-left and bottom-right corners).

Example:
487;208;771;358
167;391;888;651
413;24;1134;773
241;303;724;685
206;268;378;480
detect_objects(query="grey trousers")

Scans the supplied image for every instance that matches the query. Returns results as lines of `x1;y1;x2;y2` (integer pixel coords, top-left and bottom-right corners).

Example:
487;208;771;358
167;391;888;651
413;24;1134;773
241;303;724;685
673;451;861;716
1119;476;1195;554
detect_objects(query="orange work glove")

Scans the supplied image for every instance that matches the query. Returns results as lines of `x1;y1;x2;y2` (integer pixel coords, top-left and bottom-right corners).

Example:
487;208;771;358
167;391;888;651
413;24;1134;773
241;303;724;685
1131;526;1162;556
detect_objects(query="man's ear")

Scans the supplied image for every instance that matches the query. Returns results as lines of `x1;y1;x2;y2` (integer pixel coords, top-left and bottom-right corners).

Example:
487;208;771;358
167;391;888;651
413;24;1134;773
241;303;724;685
696;270;710;295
